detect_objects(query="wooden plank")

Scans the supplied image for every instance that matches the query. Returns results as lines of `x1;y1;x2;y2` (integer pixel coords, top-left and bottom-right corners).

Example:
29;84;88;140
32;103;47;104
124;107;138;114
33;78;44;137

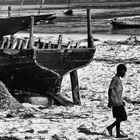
70;70;81;105
48;41;52;49
11;37;17;49
22;38;29;49
47;92;73;106
29;15;34;48
76;41;80;48
5;37;11;49
16;38;23;49
67;41;73;49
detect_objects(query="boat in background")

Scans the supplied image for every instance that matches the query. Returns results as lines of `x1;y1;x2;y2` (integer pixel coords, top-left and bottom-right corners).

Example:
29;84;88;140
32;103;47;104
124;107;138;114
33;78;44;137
64;0;73;16
0;13;57;38
110;17;140;29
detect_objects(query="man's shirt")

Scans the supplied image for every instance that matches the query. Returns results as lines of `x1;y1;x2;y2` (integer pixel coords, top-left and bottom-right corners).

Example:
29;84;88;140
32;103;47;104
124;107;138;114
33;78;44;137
109;75;123;106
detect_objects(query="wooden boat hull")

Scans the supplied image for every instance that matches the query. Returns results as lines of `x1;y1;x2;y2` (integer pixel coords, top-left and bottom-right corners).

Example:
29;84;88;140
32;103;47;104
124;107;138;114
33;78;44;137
0;13;56;38
0;47;95;95
110;20;140;29
35;48;94;76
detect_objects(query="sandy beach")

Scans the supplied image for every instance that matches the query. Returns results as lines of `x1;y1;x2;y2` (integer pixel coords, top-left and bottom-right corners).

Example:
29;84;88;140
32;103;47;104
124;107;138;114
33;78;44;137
0;34;140;139
0;1;140;140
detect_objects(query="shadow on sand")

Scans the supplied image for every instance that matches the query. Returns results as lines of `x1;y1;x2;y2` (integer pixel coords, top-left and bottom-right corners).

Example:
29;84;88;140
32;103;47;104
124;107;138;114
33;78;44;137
77;127;108;136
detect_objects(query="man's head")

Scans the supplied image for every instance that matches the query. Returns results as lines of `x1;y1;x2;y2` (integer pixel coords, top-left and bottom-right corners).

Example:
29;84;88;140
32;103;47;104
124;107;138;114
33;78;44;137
117;64;127;77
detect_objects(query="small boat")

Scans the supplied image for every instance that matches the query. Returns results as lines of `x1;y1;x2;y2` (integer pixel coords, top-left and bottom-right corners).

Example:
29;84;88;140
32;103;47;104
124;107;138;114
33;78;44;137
0;0;57;38
110;18;140;29
0;14;57;38
64;0;73;16
0;35;95;106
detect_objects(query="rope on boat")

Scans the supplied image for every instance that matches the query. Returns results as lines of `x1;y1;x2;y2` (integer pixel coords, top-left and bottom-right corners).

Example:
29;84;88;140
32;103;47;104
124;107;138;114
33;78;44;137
38;0;45;15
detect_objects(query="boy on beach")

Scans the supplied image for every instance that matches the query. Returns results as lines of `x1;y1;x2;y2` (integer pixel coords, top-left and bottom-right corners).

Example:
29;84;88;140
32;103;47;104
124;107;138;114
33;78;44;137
107;64;128;138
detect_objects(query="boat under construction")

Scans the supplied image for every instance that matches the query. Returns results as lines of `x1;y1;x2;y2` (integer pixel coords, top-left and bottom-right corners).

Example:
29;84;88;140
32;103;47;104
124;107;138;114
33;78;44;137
0;9;95;106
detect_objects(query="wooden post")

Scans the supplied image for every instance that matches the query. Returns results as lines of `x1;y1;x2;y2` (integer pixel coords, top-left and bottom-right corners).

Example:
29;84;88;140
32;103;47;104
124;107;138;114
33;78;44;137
8;6;12;17
48;41;52;49
87;9;93;48
57;35;63;49
19;0;24;16
29;15;34;48
67;41;73;49
17;38;23;49
70;70;81;105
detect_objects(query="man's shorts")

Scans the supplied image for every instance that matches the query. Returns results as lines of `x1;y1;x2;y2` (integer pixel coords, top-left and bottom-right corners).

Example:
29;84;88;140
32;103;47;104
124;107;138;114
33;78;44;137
112;105;127;121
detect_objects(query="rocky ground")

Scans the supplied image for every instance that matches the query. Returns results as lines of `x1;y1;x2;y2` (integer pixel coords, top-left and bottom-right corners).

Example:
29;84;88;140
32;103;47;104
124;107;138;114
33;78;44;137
0;35;140;140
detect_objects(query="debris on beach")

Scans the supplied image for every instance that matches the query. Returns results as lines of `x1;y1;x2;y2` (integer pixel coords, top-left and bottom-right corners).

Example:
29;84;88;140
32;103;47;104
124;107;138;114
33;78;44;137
104;36;140;45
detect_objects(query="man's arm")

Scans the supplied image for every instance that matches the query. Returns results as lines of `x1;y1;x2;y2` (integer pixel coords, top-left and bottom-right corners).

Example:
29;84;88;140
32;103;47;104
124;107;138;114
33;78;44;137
108;88;112;108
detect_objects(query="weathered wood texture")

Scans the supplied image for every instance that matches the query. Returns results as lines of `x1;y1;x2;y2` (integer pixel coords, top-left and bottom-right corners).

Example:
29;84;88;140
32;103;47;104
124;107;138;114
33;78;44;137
70;70;81;105
29;15;34;48
36;48;94;77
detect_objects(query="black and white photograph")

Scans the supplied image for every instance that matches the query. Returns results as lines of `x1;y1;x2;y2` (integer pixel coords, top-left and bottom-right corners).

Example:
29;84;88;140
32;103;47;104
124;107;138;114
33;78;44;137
0;0;140;139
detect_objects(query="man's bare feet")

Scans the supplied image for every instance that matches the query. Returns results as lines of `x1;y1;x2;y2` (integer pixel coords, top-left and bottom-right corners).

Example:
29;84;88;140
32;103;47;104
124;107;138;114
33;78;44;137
116;134;128;138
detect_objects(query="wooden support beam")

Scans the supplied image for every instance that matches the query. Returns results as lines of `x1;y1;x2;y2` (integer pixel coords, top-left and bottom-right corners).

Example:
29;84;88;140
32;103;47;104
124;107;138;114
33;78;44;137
67;41;73;49
1;37;7;49
57;35;63;49
5;37;10;49
48;41;52;49
76;41;80;48
70;70;81;105
16;38;23;49
38;0;45;15
22;38;29;49
8;6;12;17
11;37;17;49
42;41;46;49
29;15;34;48
87;8;93;48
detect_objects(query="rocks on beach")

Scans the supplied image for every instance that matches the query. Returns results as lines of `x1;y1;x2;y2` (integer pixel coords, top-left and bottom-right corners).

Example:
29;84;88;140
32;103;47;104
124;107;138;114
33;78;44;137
0;81;23;113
